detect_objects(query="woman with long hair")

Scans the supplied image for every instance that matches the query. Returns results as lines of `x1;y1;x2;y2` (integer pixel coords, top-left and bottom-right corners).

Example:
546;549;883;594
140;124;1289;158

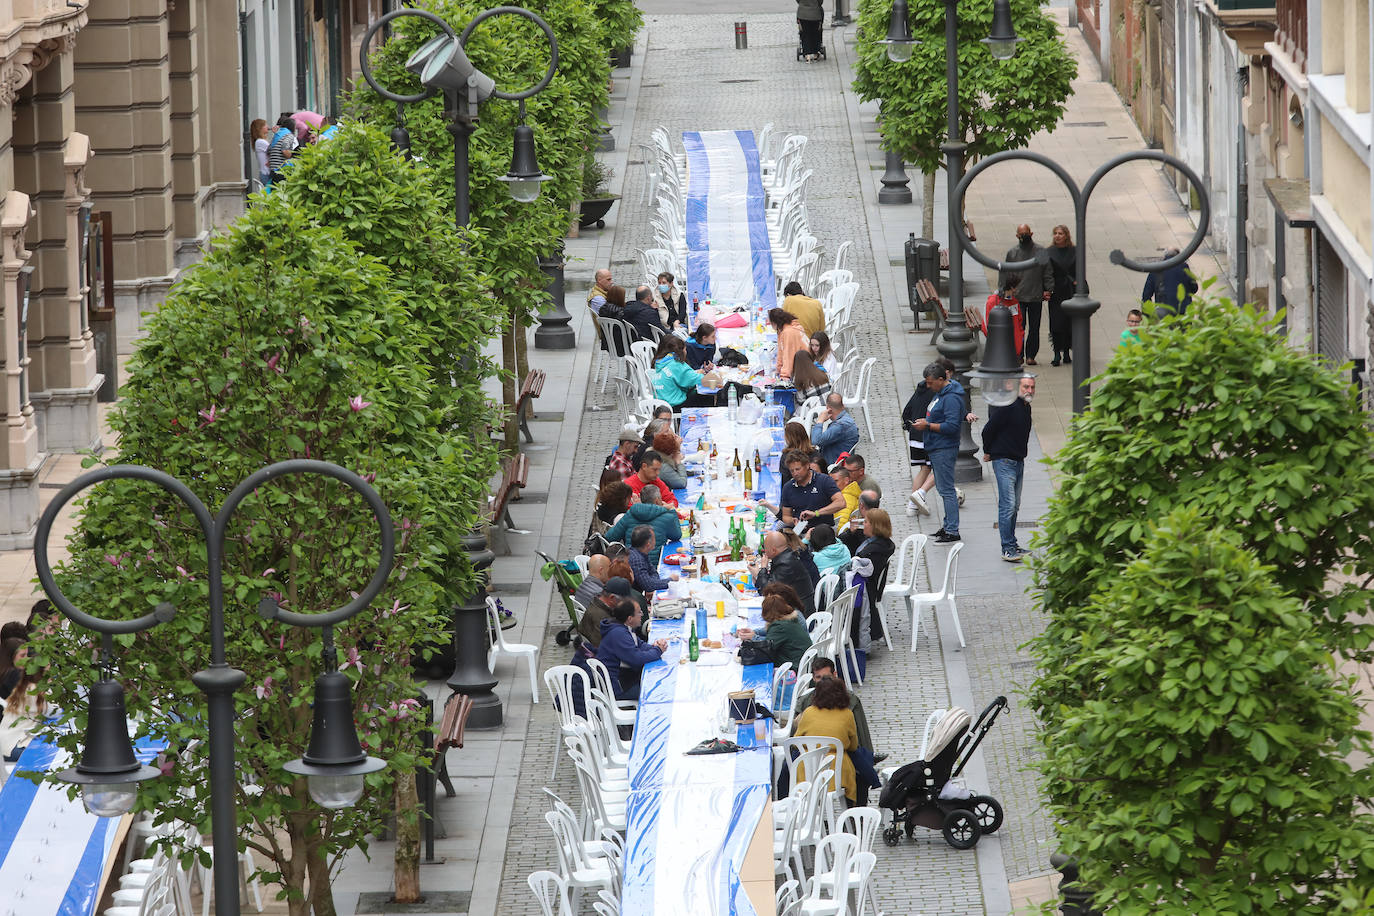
791;350;832;404
850;508;895;678
1046;224;1078;366
651;336;712;408
769;308;808;380
809;331;837;375
737;594;813;671
685;323;717;371
595;480;634;526
0;639;45;761
601;284;628;321
793;676;859;804
250;118;271;188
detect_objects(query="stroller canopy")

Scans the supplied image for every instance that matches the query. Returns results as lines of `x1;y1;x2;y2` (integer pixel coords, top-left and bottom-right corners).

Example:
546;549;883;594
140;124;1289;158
925;707;972;761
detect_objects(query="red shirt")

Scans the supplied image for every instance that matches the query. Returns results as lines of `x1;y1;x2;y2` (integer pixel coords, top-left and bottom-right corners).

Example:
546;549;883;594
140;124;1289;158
984;293;1024;357
626;473;678;507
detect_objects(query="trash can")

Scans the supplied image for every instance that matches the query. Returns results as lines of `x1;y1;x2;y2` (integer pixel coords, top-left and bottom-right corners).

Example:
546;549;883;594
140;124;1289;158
904;233;940;329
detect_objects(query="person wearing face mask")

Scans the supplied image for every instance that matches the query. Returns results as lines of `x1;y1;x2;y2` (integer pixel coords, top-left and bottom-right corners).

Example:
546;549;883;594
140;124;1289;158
1000;224;1053;365
654;272;688;329
980;375;1036;563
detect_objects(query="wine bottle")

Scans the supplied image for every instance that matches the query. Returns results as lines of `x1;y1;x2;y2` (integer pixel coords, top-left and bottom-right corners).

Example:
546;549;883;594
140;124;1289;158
688;620;700;662
710;441;718;459
744;463;753;491
753;450;762;472
732;448;742;472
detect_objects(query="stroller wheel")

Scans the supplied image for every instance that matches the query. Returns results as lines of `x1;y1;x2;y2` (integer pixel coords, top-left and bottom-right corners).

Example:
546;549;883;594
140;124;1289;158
882;826;902;847
555;628;572;646
969;795;1003;834
942;809;981;850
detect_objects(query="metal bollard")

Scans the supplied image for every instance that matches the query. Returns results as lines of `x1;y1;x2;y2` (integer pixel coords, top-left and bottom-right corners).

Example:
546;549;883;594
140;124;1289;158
734;21;748;49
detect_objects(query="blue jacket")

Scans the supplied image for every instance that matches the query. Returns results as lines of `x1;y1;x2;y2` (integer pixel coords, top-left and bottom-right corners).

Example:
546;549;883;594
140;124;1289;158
685;339;715;370
924;378;965;452
653;355;703;406
1142;263;1197;315
596;617;663;700
605;503;682;560
811;411;859;466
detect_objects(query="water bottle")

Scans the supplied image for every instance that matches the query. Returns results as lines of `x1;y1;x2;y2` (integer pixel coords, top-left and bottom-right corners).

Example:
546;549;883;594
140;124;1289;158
727;384;738;422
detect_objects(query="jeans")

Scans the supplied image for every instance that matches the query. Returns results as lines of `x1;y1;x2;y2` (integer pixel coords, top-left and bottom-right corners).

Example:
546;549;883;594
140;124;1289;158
991;458;1024;553
928;447;958;534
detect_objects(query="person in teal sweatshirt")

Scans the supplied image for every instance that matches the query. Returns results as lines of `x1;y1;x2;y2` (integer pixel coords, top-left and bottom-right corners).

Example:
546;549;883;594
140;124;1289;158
651;336;713;408
809;524;852;579
604;486;682;563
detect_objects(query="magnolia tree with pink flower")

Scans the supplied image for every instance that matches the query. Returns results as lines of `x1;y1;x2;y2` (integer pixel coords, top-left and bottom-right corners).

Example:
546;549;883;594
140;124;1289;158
34;125;504;916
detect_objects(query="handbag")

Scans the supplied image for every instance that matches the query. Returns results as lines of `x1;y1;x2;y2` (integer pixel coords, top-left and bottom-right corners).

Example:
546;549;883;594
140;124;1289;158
736;639;776;666
848;746;882;789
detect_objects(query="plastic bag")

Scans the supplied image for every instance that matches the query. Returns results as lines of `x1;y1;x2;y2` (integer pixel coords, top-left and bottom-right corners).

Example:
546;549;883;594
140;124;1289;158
737;393;764;425
695;581;738;616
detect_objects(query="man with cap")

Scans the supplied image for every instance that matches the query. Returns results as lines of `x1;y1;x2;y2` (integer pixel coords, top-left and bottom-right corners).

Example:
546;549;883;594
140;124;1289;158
577;575;634;649
606;426;642;480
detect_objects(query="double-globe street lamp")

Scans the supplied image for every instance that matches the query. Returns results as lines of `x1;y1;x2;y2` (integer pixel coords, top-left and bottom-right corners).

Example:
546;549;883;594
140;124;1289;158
35;460;394;916
955;149;1211;413
360;6;576;350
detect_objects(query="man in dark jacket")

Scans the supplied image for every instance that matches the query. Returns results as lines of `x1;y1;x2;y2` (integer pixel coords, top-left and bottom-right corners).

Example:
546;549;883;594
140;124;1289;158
981;376;1035;562
1141;248;1199;317
750;531;817;616
623;285;667;341
911;364;967;543
1000;224;1053;364
595;599;667;700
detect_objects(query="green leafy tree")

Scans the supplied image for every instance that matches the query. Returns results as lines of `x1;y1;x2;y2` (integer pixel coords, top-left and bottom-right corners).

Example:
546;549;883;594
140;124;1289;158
34;192;461;916
593;0;643;53
852;0;1076;237
348;0;611;447
1030;297;1374;726
1038;509;1374;914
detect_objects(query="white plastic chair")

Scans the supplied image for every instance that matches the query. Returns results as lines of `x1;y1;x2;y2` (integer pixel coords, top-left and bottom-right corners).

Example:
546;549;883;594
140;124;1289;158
881;533;926;640
194;841;265;916
585;657;637;728
804;611;832;649
812;575;841;632
842;357;878;442
800;835;872;916
543;665;592;778
771;661;794;711
817;807;885;916
629;339;656;375
572;554;591;579
832;240;853;274
486;597;539;702
910;541;965;650
826;584;862;691
564;732;629;836
528;869;573;916
772;779;814;886
545;808;617;913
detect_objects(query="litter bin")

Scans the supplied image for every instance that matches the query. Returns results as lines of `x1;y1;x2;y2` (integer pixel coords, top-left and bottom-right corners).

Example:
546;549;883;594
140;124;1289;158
904;233;940;329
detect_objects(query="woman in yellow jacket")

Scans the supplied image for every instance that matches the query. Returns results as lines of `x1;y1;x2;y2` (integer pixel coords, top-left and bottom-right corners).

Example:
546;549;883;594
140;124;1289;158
793;675;859;805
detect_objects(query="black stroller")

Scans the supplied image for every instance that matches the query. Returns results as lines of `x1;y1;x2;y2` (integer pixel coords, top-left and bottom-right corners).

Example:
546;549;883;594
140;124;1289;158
796;27;827;60
877;696;1008;850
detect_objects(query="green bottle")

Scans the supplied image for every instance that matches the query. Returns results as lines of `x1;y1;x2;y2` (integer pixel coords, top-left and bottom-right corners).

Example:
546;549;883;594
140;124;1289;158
688;620;700;662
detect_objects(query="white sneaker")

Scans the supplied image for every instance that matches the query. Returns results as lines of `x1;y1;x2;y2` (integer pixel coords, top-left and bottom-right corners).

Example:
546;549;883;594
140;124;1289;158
912;490;931;515
956;487;966;506
905;500;917;517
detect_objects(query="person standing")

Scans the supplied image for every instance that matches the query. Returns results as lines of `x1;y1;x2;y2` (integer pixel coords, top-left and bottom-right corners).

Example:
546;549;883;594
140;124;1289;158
250;119;271;188
911;363;965;544
981;376;1035;562
984;276;1025;360
1141;247;1199;318
265;115;298;189
1000;224;1053;365
1046;224;1079;366
1120;308;1144;346
796;0;824;62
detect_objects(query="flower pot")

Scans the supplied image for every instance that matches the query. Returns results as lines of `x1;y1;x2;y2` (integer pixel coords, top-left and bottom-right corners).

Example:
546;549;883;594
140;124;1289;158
611;46;632;68
578;195;620;229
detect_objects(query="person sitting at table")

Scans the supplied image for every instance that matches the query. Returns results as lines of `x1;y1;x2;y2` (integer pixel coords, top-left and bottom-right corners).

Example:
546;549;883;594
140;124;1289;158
600;284;628;322
655;271;689;330
781;530;822;591
811;393;860;467
843;453;883;500
828;465;861;533
573;554;612;613
737;594;813;671
769;308;809;381
795;657;885;802
633;417;672;471
605;486;682;563
778;448;846;530
852;508;896;654
839;490;880;553
576;574;636;651
808;524;852;580
594;480;634;528
625;285;668;341
685;323;717;371
782;281;826;337
651;336;713;409
626;449;679;507
0;638;45;763
0;636;27;700
809;331;838;376
0;622;25;645
778;421;818;482
749;530;816;617
791;351;831;405
595;599;668;701
608;556;649;614
606;425;643;480
652;429;689;490
793;676;860;807
627;524;677;594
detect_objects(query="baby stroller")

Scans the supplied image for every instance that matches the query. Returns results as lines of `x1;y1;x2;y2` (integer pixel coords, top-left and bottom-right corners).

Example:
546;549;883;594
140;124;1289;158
796;26;827;60
878;696;1008;850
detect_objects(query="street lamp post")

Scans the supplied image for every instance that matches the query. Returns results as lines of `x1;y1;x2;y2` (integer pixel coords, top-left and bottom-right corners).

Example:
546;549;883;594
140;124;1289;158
953;149;1211;413
34;460;394;916
359;7;575;349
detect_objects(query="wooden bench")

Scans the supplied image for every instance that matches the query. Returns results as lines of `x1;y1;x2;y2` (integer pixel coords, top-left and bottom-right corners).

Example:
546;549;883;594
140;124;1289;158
487;453;530;555
515;369;547;443
915;279;983;347
937;220;976;271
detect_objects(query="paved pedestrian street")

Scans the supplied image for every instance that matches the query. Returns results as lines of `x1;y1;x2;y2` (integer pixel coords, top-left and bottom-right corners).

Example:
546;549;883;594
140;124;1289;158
0;3;1234;914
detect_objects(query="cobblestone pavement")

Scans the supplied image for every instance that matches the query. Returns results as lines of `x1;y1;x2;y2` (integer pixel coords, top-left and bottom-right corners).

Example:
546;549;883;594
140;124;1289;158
493;13;1029;915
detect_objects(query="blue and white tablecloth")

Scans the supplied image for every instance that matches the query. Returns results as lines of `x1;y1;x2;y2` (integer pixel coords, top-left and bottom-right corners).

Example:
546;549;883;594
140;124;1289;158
683;130;778;311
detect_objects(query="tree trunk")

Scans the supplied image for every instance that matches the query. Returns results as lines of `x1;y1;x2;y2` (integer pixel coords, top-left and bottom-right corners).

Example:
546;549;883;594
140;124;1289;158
284;809;313;916
306;827;338;916
501;305;518;451
514;310;530;429
393;770;422;903
922;171;936;240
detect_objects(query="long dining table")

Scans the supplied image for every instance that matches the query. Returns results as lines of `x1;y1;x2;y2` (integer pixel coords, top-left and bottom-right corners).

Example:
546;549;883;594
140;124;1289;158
620;406;790;916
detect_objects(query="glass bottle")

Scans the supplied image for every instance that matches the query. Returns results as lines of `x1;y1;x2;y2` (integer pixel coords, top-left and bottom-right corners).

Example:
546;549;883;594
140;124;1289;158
688;620;700;662
753;449;762;472
743;463;753;492
732;449;742;472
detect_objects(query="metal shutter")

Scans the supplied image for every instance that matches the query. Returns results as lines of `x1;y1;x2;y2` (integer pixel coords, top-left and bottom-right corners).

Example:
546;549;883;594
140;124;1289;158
1315;235;1347;365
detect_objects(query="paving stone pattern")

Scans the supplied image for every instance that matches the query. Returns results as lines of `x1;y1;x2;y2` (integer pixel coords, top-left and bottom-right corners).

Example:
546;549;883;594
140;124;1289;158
495;15;1049;914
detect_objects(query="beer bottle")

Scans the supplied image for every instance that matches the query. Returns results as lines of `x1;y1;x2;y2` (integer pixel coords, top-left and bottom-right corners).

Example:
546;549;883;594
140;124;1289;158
753;450;762;472
688;620;700;662
710;440;718;460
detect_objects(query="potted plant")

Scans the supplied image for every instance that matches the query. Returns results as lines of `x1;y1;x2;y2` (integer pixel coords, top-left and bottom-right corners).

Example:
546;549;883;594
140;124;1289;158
578;157;619;229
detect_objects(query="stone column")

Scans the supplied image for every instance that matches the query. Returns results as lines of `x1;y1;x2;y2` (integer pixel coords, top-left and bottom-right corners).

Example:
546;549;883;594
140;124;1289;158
52;131;102;452
196;0;247;227
0;190;42;547
168;0;204;267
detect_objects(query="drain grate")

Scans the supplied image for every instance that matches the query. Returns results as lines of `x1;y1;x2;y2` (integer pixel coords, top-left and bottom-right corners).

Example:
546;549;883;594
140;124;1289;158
719;78;760;84
1063;120;1107;127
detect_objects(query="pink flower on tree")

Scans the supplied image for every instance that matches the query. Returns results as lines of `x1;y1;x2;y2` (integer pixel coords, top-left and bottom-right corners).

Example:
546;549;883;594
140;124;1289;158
197;404;218;427
265;351;283;374
348;396;372;413
342;647;362;671
254;677;274;700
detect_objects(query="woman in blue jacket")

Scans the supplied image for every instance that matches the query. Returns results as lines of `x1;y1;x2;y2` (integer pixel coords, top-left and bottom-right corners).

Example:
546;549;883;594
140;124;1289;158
685;323;717;370
652;336;714;408
596;600;668;700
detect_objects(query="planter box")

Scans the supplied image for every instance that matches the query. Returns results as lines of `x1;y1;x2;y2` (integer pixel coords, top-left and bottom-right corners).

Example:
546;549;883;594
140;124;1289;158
578;196;619;229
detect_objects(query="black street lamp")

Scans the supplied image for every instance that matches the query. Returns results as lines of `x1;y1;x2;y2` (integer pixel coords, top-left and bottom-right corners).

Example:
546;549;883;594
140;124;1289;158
359;8;573;351
953;149;1211;413
968;304;1026;406
34;460;395;916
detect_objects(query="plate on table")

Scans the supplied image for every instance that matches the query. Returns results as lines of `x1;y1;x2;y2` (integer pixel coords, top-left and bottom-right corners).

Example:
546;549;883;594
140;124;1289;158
663;553;690;566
